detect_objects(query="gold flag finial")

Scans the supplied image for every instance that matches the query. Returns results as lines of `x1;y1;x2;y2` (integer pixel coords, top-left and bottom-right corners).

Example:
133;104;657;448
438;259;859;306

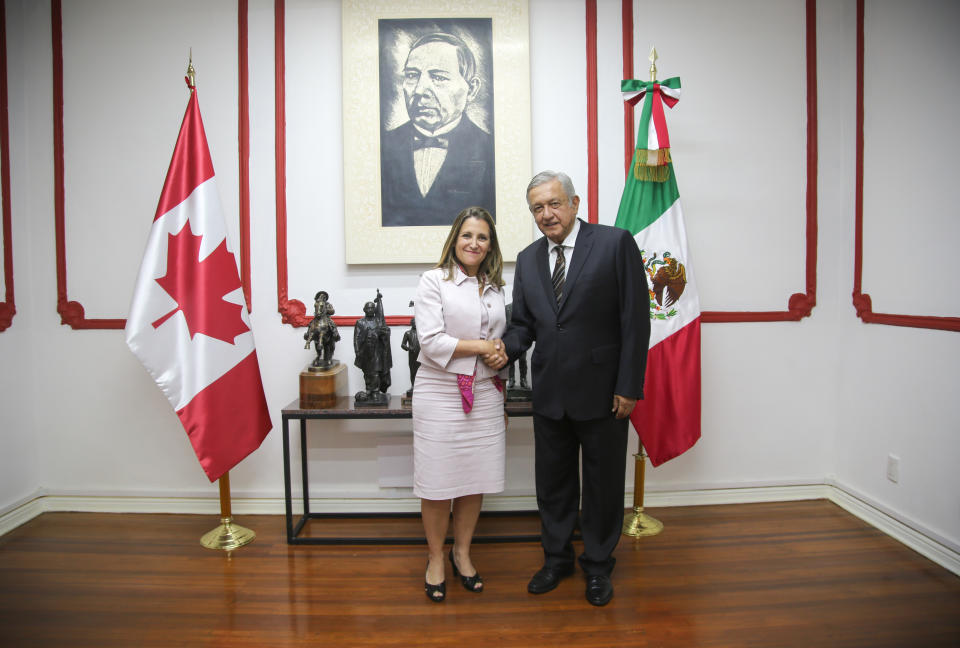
649;46;658;81
186;49;196;90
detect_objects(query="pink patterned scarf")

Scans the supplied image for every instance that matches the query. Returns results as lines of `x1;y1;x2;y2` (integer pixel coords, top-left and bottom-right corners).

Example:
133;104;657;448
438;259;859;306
456;373;504;413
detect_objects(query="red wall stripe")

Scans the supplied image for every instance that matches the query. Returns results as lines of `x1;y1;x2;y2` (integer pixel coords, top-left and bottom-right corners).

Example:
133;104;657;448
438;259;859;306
0;0;15;332
51;0;251;330
700;0;817;322
621;0;634;176
620;0;818;323
273;0;408;327
51;0;120;328
238;0;252;312
273;0;306;327
585;0;598;225
851;0;958;332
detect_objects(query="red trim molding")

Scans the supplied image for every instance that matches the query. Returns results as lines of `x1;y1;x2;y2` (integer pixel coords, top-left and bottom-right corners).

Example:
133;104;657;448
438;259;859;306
273;0;304;326
273;0;408;328
238;0;252;312
50;0;122;328
0;0;15;332
50;0;251;329
585;0;598;225
621;0;818;323
852;0;958;332
621;0;634;174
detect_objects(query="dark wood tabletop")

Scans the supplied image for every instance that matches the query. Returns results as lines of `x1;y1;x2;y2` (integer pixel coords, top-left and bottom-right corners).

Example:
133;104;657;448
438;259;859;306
281;396;534;418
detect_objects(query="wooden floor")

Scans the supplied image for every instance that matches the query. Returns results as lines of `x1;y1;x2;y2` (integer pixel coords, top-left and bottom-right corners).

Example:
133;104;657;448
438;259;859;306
1;500;958;647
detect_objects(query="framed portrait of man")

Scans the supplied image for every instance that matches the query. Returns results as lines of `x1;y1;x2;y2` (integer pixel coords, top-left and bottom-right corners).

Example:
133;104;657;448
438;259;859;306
343;0;531;264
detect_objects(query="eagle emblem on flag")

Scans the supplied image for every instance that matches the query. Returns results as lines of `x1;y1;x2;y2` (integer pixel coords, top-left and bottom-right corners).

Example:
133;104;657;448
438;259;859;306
641;250;687;320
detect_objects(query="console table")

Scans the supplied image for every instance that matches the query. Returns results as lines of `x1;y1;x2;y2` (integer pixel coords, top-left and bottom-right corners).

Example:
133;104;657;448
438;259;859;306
281;396;539;544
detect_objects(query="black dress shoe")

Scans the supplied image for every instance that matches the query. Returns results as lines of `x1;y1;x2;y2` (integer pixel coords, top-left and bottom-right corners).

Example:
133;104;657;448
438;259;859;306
424;579;446;603
424;560;446;603
527;564;575;594
449;549;483;592
585;574;613;606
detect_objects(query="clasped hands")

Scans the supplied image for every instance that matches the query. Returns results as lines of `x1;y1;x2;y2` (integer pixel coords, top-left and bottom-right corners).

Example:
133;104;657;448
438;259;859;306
477;340;635;419
480;338;509;370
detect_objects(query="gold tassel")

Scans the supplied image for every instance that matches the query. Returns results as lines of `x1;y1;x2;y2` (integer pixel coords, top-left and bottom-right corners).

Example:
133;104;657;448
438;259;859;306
633;148;671;182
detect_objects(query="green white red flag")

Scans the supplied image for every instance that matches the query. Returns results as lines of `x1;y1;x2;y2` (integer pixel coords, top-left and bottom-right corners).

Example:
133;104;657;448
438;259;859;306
125;86;271;481
615;76;701;466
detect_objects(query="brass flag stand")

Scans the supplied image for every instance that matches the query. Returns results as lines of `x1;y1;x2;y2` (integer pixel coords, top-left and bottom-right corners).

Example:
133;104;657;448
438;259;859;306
622;446;663;537
200;471;256;552
622;48;665;539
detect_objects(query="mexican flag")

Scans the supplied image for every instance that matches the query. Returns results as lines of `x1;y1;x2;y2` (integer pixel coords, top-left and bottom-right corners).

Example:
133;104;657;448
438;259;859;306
125;86;271;482
615;76;701;466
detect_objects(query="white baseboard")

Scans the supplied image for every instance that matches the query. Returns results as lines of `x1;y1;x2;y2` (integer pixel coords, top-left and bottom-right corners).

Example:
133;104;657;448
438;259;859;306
0;497;44;537
824;483;960;576
642;483;830;507
2;484;956;576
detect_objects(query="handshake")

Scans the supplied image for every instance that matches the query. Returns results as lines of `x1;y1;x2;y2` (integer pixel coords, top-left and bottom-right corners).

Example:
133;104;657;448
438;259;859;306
480;338;509;370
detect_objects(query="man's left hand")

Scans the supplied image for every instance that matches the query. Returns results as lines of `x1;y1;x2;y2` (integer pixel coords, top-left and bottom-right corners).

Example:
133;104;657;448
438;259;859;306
611;394;636;419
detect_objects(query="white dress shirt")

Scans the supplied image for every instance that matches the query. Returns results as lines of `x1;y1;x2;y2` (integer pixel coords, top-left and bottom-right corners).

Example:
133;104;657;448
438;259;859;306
412;117;462;197
546;217;581;278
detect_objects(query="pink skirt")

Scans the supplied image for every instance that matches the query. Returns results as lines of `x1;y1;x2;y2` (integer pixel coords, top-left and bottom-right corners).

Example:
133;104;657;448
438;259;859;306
412;365;505;499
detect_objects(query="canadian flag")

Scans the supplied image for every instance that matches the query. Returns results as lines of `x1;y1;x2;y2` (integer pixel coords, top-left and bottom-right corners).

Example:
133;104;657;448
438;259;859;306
125;88;271;482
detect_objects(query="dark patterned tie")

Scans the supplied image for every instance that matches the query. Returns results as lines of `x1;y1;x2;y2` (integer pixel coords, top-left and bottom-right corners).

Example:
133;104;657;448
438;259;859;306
551;245;566;303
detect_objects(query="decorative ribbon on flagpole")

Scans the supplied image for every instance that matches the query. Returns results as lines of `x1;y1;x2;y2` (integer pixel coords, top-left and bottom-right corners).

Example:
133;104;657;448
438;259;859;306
621;77;681;182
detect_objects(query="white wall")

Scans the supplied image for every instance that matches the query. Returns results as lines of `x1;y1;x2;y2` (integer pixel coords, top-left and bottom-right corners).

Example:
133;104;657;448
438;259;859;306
831;0;960;550
0;0;48;512
0;0;957;552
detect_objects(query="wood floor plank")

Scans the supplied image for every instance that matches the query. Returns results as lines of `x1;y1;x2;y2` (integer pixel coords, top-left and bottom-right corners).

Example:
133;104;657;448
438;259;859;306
0;501;957;647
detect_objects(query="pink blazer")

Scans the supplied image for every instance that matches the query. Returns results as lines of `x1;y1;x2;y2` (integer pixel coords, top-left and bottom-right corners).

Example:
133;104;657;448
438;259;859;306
414;266;507;379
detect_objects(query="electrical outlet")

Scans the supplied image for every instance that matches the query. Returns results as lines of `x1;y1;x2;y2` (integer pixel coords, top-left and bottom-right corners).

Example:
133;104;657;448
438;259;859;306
886;454;900;483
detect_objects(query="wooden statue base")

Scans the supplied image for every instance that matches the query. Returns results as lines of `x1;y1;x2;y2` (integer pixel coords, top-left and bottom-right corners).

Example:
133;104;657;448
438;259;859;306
299;362;347;409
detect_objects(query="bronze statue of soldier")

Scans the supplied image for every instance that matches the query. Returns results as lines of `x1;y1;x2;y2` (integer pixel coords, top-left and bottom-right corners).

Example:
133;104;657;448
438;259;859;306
304;290;340;371
353;290;392;406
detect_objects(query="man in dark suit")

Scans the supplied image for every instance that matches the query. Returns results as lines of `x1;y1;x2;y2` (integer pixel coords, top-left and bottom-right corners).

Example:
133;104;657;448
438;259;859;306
489;170;649;606
380;32;496;227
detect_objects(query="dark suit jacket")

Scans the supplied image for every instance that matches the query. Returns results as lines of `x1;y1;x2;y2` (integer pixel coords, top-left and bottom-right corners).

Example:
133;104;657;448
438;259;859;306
503;220;650;420
380;119;496;226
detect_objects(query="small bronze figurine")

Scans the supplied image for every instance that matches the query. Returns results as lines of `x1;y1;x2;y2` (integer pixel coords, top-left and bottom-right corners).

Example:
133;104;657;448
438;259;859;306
353;289;392;406
505;302;531;401
400;304;420;406
304;291;340;371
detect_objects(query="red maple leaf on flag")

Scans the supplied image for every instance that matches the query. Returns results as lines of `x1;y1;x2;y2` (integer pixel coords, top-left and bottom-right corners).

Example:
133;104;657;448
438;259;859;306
152;221;249;344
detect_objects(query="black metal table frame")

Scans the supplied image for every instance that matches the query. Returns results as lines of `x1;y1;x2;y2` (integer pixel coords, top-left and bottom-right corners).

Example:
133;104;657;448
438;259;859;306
281;396;541;545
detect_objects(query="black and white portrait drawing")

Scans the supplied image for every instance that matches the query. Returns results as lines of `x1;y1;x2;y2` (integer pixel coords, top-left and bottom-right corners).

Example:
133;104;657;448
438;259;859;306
378;19;496;227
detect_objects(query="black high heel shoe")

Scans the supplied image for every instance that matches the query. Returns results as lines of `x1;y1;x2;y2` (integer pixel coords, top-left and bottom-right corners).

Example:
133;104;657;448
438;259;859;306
425;561;446;603
449;549;483;593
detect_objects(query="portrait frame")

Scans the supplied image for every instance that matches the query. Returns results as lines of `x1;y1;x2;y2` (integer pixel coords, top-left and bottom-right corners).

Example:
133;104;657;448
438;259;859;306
342;0;532;264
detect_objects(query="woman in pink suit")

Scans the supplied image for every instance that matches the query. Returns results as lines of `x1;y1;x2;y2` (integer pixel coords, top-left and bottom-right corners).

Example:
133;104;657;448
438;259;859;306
413;206;507;602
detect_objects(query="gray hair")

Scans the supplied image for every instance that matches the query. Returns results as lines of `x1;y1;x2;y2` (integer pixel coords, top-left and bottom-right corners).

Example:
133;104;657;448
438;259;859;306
526;170;577;206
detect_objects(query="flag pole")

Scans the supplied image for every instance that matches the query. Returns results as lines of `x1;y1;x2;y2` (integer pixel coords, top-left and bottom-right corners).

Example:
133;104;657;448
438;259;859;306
178;54;255;553
200;471;257;552
622;46;665;538
622;446;663;537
